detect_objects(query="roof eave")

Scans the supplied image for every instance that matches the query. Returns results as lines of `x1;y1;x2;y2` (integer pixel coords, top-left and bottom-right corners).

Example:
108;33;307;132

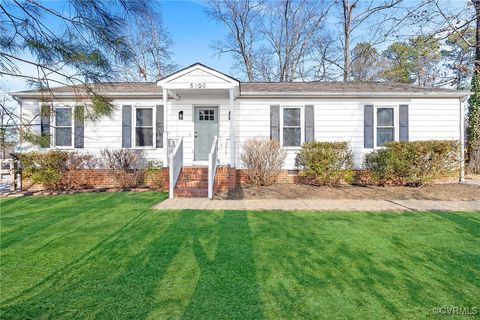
239;91;471;99
10;92;164;99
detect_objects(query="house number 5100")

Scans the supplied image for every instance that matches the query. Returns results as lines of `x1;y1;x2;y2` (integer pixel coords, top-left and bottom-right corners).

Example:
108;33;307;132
190;82;206;89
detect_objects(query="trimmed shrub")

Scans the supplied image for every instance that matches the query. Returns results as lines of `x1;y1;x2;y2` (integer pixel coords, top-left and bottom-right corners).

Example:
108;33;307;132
364;140;460;186
18;150;69;190
240;138;287;186
144;160;164;189
296;141;354;186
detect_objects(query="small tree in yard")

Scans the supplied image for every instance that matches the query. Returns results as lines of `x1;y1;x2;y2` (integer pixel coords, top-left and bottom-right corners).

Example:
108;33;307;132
240;139;287;186
468;73;480;174
100;149;144;189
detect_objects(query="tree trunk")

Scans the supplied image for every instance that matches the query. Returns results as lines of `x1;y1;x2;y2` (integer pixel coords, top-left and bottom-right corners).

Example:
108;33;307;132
343;0;351;82
475;0;480;73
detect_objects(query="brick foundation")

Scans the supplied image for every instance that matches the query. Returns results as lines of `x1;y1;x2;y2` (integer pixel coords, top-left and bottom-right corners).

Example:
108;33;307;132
214;166;237;194
21;167;457;194
22;169;169;191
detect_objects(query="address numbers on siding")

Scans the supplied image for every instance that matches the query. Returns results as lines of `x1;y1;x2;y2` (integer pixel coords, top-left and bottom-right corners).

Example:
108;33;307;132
190;82;206;89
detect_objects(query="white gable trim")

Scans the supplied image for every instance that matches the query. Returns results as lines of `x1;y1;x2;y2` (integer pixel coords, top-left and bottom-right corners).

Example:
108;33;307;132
157;63;239;90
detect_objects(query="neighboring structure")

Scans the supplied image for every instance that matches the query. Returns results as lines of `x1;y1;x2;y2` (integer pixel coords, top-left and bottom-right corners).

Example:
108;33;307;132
12;63;470;197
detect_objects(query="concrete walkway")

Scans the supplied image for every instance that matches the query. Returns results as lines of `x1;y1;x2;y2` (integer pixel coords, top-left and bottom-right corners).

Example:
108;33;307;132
153;198;480;212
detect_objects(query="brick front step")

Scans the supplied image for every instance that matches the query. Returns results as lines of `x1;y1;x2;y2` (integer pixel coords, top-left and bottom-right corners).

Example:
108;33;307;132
181;167;208;173
175;181;209;188
177;174;208;180
174;187;208;197
173;167;211;197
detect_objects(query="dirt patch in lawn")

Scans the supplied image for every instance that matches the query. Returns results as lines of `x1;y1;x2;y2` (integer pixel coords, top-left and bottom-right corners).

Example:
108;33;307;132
217;183;480;200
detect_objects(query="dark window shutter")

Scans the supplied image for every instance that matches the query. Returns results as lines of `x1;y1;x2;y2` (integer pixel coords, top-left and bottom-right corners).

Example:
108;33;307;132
156;105;164;148
364;105;374;148
40;104;51;148
74;106;84;148
305;105;314;142
122;105;132;148
270;105;280;141
399;104;409;141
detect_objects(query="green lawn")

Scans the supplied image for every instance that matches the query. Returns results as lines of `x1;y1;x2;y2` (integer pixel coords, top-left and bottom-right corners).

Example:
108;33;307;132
0;192;479;319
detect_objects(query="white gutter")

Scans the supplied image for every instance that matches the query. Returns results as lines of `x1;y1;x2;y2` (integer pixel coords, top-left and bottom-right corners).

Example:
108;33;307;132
11;92;164;99
11;96;22;191
239;91;471;99
459;96;467;183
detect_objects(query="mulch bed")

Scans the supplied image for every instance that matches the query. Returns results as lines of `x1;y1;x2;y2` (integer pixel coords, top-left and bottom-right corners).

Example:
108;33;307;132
217;183;480;201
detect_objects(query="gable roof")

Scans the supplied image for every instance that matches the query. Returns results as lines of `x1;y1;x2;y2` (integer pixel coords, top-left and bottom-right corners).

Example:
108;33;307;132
240;82;470;98
11;82;161;98
11;63;470;99
158;62;240;83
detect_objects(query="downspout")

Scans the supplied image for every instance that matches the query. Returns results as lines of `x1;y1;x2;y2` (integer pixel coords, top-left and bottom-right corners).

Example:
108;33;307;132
12;95;23;191
229;88;235;167
162;89;168;167
459;96;467;183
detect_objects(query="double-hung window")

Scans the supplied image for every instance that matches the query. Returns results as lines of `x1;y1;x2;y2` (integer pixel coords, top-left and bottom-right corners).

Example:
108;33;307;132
54;107;73;147
281;107;303;147
376;106;395;147
135;107;154;147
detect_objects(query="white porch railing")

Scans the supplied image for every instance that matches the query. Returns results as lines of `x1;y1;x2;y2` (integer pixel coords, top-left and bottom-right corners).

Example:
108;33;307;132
169;138;183;199
208;136;219;199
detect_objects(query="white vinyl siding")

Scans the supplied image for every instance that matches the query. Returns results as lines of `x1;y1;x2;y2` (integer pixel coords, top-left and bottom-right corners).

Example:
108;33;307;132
18;96;461;170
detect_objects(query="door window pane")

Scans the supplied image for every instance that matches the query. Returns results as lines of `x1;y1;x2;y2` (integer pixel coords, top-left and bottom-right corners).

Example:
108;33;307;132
377;128;394;146
199;109;214;121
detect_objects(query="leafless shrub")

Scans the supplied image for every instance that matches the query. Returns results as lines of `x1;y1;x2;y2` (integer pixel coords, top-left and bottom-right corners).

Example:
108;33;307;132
62;153;99;189
100;149;144;189
240;138;287;186
66;152;99;170
100;149;142;170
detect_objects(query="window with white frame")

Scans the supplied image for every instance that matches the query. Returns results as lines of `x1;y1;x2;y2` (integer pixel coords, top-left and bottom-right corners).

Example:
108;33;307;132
54;107;73;147
376;106;395;147
135;107;154;147
282;107;302;147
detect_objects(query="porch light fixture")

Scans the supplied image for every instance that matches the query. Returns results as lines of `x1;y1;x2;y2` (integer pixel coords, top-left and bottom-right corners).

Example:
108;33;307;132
228;111;231;120
178;111;183;120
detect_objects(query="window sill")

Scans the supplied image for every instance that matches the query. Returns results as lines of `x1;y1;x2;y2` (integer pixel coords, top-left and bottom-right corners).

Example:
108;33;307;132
132;147;158;150
281;146;302;151
52;146;75;150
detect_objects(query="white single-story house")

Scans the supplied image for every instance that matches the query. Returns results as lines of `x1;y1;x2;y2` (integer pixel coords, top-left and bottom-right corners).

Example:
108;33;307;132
12;63;470;197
